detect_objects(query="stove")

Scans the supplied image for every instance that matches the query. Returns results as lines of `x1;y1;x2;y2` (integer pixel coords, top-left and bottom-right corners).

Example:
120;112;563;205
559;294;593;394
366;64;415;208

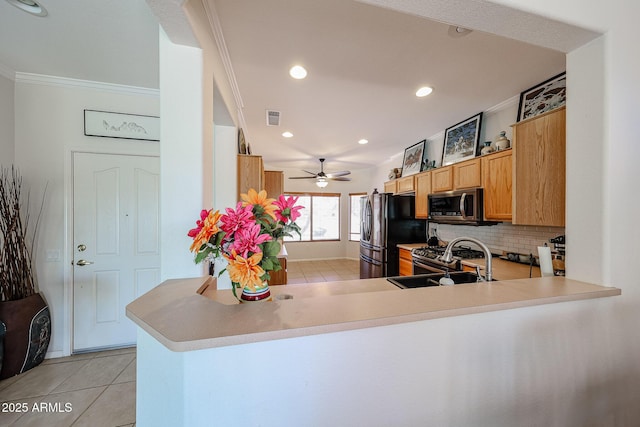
410;245;488;274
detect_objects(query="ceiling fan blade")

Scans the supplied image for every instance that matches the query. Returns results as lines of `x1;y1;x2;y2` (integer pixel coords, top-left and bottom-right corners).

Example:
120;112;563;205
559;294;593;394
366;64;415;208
325;170;351;178
329;177;352;181
302;170;318;175
289;176;317;179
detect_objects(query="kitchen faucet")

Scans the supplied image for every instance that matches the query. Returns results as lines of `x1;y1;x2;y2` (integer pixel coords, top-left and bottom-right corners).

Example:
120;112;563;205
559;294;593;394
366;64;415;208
440;237;493;282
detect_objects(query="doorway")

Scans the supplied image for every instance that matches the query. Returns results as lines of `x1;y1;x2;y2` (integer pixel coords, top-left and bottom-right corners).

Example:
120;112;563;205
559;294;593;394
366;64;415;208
72;152;160;351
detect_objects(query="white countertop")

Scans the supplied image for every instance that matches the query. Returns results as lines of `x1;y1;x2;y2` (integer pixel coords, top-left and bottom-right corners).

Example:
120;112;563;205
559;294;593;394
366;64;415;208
126;275;620;352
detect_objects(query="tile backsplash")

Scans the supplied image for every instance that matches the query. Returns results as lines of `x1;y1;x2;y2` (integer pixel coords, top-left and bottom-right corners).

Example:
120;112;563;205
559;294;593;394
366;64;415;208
432;223;565;257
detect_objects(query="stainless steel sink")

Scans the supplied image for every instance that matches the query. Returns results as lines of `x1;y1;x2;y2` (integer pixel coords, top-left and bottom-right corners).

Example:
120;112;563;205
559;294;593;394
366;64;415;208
387;271;487;289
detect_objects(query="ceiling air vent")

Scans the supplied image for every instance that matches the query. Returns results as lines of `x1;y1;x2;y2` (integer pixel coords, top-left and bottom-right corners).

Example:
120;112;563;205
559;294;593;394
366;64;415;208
266;110;281;126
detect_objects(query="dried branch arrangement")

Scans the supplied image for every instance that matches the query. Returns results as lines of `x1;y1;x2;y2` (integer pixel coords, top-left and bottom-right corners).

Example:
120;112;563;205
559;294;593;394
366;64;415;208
0;166;38;301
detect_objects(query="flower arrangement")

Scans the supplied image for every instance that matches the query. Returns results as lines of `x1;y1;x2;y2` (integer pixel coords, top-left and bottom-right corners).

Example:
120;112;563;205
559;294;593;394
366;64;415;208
188;188;303;299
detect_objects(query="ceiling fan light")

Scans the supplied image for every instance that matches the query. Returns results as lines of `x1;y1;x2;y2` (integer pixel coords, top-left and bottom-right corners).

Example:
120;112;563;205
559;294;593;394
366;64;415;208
316;177;328;188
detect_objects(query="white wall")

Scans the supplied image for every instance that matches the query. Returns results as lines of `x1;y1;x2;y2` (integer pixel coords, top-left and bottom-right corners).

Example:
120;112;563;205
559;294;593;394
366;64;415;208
0;73;14;166
278;165;373;260
13;76;159;357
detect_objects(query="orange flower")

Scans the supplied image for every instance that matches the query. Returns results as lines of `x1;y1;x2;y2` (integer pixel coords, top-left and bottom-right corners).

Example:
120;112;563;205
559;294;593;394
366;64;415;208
224;250;265;291
189;210;222;252
241;188;277;221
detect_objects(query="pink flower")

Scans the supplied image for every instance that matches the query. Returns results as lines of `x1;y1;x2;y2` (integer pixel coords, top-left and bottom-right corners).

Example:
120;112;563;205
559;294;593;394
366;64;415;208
220;202;254;240
188;209;211;238
231;222;272;258
274;195;303;224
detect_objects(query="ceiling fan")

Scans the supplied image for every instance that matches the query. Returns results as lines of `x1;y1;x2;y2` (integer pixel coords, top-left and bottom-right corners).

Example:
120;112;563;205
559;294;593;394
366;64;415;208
289;158;351;188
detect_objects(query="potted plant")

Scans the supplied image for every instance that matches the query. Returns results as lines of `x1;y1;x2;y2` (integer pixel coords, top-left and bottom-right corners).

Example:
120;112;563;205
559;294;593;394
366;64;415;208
0;166;50;379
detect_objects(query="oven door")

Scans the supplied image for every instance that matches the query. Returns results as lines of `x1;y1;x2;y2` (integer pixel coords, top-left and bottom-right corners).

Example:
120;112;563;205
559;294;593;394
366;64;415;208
412;258;448;275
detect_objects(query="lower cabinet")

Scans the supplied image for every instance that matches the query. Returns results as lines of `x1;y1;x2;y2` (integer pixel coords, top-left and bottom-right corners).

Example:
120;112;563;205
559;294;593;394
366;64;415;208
399;248;413;276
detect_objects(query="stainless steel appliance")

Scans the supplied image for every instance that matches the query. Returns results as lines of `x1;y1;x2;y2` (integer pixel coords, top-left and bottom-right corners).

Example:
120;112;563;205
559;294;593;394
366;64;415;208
427;188;487;225
359;192;427;278
410;245;489;275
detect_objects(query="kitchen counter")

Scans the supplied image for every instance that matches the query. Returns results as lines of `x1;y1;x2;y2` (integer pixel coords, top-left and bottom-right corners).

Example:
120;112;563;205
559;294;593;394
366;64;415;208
397;242;541;279
126;275;619;352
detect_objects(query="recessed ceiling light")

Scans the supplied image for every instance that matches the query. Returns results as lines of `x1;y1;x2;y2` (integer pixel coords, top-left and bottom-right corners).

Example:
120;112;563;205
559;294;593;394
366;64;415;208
358;139;369;145
289;65;307;80
282;131;293;138
416;86;433;97
6;0;47;16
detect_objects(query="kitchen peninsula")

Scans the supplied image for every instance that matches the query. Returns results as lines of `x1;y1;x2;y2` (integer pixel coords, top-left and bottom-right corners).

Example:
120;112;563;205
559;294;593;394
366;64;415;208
128;276;619;426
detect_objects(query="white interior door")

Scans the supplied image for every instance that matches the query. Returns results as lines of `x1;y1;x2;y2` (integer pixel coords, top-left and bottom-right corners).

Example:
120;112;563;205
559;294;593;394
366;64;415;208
73;152;160;351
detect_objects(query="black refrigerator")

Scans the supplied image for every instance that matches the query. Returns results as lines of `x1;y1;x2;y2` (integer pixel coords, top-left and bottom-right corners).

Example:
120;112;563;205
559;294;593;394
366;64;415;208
359;191;427;278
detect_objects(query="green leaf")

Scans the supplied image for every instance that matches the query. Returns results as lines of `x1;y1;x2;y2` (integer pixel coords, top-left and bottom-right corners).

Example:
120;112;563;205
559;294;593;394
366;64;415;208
263;240;281;257
261;258;274;271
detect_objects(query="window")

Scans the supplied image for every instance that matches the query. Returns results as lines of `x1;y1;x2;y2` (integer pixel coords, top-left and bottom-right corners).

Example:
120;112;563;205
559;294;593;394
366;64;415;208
349;193;366;241
284;193;340;242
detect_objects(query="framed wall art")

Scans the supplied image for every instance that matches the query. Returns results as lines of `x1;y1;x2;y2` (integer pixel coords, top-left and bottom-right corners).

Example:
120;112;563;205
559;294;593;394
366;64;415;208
400;140;425;177
517;72;566;121
84;110;160;141
441;112;483;166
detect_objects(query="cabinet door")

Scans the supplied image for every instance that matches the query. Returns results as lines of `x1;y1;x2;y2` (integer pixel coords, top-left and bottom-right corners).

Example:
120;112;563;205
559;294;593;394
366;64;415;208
512;107;565;226
453;158;481;189
237;155;264;200
482;150;512;221
414;171;431;219
264;170;284;198
431;166;453;193
396;176;415;193
384;180;397;194
399;249;413;276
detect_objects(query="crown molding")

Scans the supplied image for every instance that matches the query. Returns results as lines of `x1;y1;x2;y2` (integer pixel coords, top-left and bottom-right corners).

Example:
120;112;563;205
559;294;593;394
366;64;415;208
14;72;159;97
203;0;246;128
0;62;15;81
485;95;519;114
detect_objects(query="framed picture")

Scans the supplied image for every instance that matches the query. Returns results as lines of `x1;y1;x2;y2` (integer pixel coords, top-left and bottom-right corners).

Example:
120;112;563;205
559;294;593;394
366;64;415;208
84;110;159;141
441;112;483;166
517;72;566;121
401;140;425;177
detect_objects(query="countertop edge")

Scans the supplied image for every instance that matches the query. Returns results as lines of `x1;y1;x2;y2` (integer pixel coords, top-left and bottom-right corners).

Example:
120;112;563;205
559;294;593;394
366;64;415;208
126;276;621;352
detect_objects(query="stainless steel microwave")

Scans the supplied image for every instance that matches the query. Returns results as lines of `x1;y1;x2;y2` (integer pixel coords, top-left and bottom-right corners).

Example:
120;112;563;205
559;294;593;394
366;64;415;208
427;188;486;225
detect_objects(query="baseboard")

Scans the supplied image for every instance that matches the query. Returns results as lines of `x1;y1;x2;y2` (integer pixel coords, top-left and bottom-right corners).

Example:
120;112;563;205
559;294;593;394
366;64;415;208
45;350;68;359
288;257;358;262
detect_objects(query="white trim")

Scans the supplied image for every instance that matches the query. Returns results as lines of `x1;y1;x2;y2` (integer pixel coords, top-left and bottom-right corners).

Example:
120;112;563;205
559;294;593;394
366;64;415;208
485;94;519;114
15;72;159;97
45;350;67;359
203;1;249;137
0;62;15;80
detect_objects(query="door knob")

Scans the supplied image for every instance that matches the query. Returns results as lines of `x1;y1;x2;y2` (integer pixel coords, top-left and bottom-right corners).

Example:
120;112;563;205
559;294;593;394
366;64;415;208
76;260;94;266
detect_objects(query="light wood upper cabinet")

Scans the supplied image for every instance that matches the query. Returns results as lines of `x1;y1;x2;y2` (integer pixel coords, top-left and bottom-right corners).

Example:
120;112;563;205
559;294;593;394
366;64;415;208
453;158;482;189
383;180;397;194
264;170;284;198
414;171;431;219
237;155;264;201
512;107;566;226
482;149;512;221
395;175;415;194
431;166;453;192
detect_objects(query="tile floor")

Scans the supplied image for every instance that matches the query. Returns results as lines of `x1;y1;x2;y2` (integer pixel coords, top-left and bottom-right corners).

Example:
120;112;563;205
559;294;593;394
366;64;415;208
0;347;136;427
286;258;359;284
0;259;358;427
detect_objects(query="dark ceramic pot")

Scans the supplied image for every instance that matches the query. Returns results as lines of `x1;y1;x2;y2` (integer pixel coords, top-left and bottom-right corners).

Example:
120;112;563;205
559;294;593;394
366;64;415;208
0;293;51;379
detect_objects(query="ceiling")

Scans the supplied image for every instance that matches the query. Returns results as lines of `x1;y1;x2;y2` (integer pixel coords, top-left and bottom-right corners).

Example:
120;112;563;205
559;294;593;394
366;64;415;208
208;0;574;171
0;0;159;88
0;0;598;172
